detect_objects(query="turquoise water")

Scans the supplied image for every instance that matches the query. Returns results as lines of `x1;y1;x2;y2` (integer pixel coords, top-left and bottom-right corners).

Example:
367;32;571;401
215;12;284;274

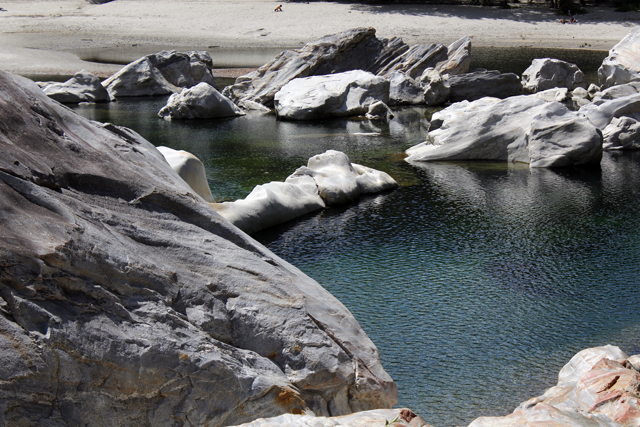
72;99;640;427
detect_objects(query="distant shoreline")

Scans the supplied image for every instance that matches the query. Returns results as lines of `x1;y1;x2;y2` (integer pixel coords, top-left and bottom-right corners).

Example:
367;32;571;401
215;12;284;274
0;0;637;78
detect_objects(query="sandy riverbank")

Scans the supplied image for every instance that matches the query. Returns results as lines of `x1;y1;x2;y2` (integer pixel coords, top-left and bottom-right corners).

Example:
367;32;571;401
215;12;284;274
0;0;639;78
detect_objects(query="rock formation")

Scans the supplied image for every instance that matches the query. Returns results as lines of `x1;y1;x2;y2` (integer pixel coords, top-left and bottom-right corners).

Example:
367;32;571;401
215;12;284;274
598;26;640;89
211;150;398;234
158;82;245;120
274;70;390;120
0;70;397;426
447;70;522;102
102;50;216;98
468;345;640;427
156;146;216;202
579;93;640;129
521;58;587;94
406;96;602;168
38;69;111;103
603;116;640;150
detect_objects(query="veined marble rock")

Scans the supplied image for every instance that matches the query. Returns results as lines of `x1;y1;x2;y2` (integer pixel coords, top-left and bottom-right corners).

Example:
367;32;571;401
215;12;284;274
0;70;397;426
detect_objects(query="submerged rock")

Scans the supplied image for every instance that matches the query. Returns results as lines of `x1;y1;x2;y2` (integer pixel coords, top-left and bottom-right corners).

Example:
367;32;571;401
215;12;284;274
468;345;638;427
448;70;522;102
598;26;640;89
274;70;390;120
211;150;398;234
102;50;215;98
521;58;587;94
39;69;111;103
158;82;244;120
406;96;602;168
0;70;397;426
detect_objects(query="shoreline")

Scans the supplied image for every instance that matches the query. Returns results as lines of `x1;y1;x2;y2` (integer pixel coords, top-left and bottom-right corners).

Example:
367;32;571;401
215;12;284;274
0;0;638;79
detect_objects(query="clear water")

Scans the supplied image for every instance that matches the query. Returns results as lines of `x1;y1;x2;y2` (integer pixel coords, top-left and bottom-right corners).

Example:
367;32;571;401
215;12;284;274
72;98;640;427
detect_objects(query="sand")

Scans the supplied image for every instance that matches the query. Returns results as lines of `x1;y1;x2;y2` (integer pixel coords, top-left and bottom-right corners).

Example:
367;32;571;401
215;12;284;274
0;0;639;78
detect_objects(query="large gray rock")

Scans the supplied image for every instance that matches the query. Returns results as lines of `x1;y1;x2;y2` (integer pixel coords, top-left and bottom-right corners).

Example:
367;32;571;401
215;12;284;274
376;43;448;79
436;36;471;76
39;69;111;103
274;70;390;120
158;82;245;120
406;96;602;168
521;58;587;94
211;150;398;234
0;70;397;426
468;345;638;427
603;116;640;150
448;70;522;102
222;28;408;110
598;26;640;89
102;50;215;98
388;71;425;106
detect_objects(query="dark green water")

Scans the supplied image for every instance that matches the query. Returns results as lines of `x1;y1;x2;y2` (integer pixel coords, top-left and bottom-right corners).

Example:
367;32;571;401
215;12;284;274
72;98;640;427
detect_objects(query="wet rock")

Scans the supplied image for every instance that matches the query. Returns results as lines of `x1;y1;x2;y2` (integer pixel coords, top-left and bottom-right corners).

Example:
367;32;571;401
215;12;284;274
156;146;216;202
158;82;244;120
521;58;587;94
406;96;602;168
598;26;640;89
603;116;640;150
468;345;637;427
0;70;397;426
274;70;389;120
102;50;215;98
39;69;111;103
448;70;522;102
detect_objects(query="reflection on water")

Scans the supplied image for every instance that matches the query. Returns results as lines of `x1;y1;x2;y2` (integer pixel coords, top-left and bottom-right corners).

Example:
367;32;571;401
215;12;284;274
72;98;640;427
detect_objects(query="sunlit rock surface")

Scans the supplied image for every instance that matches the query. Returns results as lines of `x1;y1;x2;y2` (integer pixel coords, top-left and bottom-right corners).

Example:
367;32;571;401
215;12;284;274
211;150;398;234
0;70;397;426
468;345;640;427
102;50;215;98
39;69;111;103
158;82;244;120
603;116;640;150
579;93;640;129
436;36;472;76
598;26;640;89
522;58;587;94
274;70;389;120
156;145;216;202
406;96;602;168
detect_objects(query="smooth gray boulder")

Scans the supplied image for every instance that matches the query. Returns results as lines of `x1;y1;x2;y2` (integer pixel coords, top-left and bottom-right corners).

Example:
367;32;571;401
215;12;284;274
468;346;636;427
156;146;216;202
521;58;587;94
102;50;215;98
603;116;640;150
158;82;245;120
579;93;640;129
388;71;425;106
435;36;471;76
274;70;390;120
0;70;397;426
406;96;602;168
598;26;640;89
39;69;111;103
211;150;398;233
222;28;408;109
448;70;522;102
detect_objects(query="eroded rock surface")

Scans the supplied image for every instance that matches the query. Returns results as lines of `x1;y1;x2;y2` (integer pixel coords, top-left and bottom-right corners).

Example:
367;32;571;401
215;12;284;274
598;26;640;89
0;70;397;426
102;50;215;98
39;69;111;103
406;96;602;168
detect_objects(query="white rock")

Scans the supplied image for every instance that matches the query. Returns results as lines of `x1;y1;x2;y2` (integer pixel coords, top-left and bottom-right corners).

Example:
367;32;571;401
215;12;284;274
522;58;587;94
579;93;640;129
230;408;428;427
436;36;471;76
531;87;570;103
158;82;245;120
598;26;640;88
592;82;640;104
156;146;216;203
40;70;111;103
365;100;393;121
603;116;640;150
406;96;602;168
274;70;390;120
